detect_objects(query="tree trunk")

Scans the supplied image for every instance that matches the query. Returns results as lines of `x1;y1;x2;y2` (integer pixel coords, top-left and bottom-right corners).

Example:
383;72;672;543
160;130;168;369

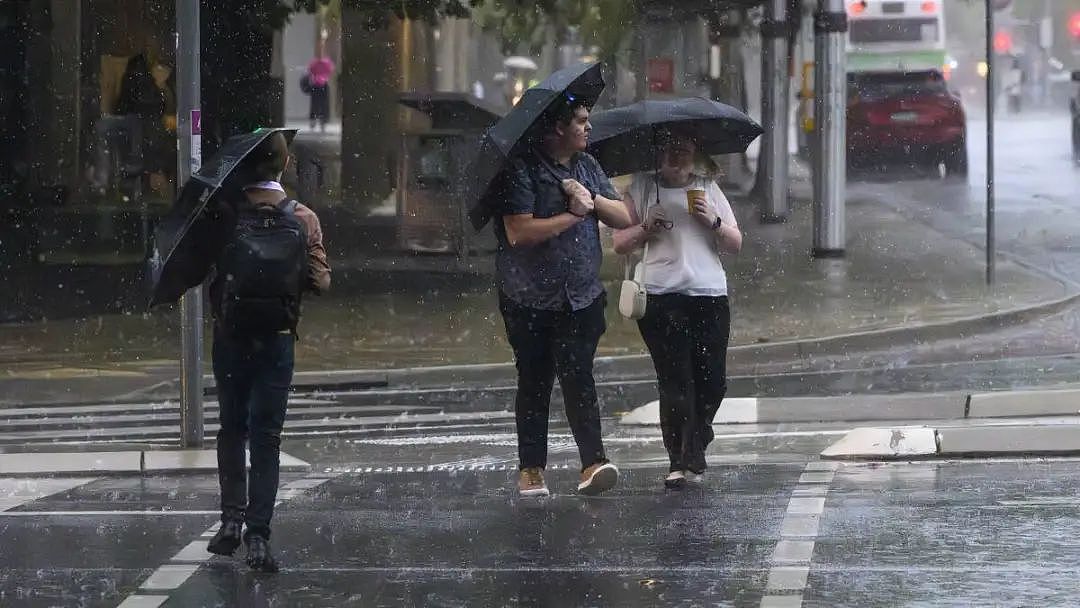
200;0;282;156
340;8;400;216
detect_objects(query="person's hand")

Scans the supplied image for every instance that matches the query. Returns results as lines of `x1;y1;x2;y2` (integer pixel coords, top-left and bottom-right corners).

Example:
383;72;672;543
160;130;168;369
561;179;594;217
642;205;670;234
567;190;594;217
561;178;592;200
690;192;718;229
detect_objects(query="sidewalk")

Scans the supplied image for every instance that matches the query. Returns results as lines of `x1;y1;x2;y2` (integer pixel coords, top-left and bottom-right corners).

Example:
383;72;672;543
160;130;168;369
0;174;1071;405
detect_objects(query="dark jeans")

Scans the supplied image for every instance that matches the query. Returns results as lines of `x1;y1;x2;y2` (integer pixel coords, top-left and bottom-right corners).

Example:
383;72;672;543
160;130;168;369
500;292;608;471
638;294;730;474
212;330;294;540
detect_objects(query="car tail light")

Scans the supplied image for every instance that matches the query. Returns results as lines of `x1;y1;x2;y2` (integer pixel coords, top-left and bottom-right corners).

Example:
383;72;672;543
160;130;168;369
921;1;937;13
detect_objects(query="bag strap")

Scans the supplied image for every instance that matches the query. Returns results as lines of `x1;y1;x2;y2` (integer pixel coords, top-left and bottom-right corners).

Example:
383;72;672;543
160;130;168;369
277;198;299;214
624;176;651;285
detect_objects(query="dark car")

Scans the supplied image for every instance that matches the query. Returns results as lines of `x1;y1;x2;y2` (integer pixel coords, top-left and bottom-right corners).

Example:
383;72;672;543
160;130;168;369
847;69;967;177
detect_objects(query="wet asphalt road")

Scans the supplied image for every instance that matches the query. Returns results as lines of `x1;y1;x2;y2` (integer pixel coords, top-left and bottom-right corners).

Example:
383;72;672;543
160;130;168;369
5;113;1080;607
5;417;1080;607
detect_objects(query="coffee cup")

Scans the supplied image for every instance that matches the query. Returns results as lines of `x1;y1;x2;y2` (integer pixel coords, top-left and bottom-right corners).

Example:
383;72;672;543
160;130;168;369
686;189;706;214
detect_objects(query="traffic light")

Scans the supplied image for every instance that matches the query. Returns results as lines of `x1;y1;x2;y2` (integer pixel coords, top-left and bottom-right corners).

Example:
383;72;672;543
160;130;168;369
993;30;1013;54
1069;11;1080;39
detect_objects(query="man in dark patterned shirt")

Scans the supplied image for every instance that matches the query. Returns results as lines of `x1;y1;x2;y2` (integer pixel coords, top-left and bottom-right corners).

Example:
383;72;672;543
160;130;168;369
493;96;633;498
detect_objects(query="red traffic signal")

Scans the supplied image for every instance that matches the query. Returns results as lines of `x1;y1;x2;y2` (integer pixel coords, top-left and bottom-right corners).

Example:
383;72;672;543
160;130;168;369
993;30;1012;54
1069;12;1080;38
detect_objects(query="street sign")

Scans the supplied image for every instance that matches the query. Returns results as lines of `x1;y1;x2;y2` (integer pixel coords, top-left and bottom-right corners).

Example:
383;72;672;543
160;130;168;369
647;58;674;93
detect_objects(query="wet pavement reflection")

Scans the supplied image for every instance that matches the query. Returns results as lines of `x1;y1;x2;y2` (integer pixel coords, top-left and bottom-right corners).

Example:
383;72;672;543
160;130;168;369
8;424;1080;606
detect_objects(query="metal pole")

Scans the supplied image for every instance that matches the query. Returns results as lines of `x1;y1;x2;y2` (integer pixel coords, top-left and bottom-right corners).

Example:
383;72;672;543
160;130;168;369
812;0;846;257
760;0;791;223
177;0;203;447
985;0;995;285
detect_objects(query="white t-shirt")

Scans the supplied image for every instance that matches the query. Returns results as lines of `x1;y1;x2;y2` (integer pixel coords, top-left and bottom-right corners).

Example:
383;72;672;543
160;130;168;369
628;173;737;297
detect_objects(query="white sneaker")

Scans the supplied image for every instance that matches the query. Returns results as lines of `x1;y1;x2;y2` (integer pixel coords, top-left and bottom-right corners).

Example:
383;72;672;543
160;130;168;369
684;471;706;485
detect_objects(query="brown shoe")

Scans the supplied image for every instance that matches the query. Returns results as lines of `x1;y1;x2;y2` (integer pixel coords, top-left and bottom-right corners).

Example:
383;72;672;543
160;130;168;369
578;461;619;496
518;467;550;497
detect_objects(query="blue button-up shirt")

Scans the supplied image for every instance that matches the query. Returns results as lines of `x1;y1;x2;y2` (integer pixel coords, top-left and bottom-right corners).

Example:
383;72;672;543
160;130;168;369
493;148;619;312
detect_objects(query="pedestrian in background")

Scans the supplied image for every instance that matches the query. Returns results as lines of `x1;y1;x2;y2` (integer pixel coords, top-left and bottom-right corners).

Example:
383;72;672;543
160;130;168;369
304;41;334;132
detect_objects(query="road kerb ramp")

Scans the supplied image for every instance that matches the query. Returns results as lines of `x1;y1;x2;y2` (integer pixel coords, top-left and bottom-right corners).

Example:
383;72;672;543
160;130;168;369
821;422;1080;460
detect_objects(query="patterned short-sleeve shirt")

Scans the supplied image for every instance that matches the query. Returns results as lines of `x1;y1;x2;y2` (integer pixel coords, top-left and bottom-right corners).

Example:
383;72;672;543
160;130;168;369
493;148;619;312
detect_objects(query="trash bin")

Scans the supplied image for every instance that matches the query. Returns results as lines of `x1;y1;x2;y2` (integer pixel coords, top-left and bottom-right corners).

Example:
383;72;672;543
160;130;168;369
396;93;501;256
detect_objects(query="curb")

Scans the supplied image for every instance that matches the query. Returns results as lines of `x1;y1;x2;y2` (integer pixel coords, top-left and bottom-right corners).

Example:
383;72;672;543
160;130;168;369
966;388;1080;418
273;290;1080;393
0;449;311;476
619;386;1080;427
5;283;1076;409
821;422;1080;461
619;393;968;426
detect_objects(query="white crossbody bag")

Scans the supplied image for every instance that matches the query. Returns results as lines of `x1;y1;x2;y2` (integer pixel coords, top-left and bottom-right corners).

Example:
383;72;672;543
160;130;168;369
618;178;652;320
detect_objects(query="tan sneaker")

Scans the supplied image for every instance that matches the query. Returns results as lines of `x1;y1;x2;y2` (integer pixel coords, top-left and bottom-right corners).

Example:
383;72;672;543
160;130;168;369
578;461;619;496
518;467;550;497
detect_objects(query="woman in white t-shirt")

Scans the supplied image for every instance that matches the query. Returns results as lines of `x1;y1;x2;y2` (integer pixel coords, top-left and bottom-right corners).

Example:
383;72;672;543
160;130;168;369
612;132;743;489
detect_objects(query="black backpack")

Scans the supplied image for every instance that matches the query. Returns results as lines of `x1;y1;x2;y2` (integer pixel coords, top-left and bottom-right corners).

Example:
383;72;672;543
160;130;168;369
215;199;307;335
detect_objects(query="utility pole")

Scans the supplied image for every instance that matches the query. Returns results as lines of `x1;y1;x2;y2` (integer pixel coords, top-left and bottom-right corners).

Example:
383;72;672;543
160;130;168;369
812;0;846;257
177;0;204;447
985;0;996;285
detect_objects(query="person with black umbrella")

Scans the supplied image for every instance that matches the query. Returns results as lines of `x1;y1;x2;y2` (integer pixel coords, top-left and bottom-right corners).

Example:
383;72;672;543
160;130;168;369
612;130;742;489
493;93;633;498
203;132;330;572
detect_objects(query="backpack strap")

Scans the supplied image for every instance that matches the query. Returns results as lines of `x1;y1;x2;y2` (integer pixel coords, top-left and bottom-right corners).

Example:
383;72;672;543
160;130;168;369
277;198;299;214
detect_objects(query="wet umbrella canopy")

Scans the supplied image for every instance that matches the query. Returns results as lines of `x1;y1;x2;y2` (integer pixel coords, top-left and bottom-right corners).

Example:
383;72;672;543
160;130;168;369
466;62;606;231
147;127;297;306
586;97;762;178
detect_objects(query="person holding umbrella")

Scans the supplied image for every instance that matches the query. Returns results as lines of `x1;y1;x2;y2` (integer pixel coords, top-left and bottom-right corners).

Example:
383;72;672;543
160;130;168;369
479;65;633;498
611;130;743;489
201;132;331;572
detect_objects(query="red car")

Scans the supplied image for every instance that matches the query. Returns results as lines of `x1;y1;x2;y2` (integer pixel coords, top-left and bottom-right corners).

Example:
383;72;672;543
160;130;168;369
847;69;967;177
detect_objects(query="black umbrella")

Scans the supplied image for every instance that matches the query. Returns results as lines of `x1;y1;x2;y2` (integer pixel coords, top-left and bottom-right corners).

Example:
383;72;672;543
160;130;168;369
148;127;297;306
586;97;763;177
466;62;606;231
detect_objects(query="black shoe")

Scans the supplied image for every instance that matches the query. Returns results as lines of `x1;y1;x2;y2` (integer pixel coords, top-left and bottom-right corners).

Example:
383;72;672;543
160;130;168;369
206;520;243;556
244;535;280;573
664;471;687;489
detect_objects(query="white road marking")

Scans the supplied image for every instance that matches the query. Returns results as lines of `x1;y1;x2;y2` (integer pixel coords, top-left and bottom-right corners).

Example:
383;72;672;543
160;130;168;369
0;477;100;511
115;596;168;608
114;473;342;608
0;510;218;517
760;461;841;607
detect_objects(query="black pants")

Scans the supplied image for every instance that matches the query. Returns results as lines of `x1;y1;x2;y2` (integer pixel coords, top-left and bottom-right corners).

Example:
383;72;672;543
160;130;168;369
500;292;608;471
309;84;330;124
212;331;294;540
638;294;730;473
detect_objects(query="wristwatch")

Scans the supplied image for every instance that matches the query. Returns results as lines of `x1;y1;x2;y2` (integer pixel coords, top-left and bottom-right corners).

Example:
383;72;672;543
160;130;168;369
712;217;723;230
